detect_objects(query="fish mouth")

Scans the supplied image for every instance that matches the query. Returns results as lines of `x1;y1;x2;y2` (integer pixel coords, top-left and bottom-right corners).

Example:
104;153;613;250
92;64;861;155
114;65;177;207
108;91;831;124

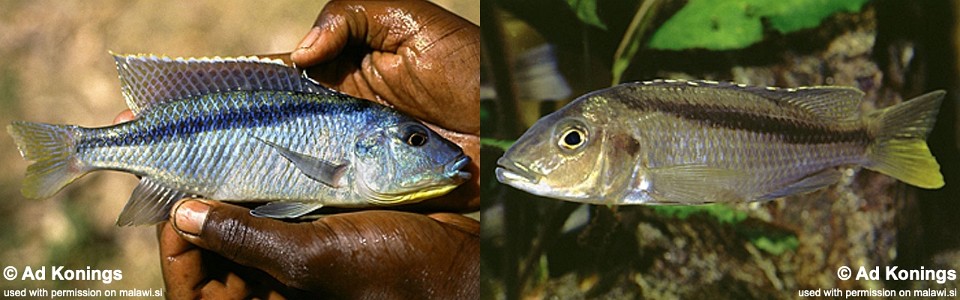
495;157;540;184
445;155;472;182
358;155;472;205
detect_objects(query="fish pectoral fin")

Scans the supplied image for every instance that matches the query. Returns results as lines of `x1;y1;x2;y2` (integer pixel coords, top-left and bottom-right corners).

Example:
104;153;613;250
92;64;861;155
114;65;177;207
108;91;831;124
646;165;746;204
759;168;842;200
117;177;188;226
255;137;349;188
250;201;323;219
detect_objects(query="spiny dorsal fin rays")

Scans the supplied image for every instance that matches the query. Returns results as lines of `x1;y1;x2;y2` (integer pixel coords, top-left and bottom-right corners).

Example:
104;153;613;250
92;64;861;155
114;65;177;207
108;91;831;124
629;79;865;121
111;52;335;116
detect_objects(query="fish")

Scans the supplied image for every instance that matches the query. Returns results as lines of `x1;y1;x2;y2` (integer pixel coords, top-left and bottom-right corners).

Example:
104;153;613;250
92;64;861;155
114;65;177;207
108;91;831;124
8;54;471;226
496;79;944;205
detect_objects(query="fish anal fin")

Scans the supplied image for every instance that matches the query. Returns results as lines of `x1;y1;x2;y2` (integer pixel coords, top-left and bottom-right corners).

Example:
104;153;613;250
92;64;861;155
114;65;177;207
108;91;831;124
759;168;842;201
250;201;323;219
117;178;187;226
255;137;349;188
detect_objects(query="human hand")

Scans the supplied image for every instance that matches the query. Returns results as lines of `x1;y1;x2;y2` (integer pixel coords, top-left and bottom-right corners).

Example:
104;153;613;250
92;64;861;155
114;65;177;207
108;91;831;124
113;1;480;298
158;199;479;299
289;0;480;212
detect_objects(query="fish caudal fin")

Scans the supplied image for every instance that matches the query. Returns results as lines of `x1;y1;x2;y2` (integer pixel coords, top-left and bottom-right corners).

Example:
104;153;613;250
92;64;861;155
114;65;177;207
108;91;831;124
6;121;87;199
865;91;945;189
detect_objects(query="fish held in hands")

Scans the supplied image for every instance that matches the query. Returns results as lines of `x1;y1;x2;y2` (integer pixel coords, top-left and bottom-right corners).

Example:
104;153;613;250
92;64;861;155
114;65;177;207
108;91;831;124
496;80;944;205
8;54;471;226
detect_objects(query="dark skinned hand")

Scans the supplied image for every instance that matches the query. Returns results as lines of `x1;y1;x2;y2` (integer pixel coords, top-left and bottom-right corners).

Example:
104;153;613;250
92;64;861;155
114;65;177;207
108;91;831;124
112;0;480;298
291;0;480;212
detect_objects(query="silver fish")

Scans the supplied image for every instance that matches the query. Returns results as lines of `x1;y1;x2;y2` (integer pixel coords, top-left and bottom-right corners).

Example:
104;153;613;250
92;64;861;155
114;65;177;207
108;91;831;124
8;54;471;226
496;79;944;205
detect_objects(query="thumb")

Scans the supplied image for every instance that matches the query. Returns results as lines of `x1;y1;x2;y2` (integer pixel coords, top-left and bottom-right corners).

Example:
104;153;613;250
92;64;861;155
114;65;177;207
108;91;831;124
290;1;362;67
169;199;331;291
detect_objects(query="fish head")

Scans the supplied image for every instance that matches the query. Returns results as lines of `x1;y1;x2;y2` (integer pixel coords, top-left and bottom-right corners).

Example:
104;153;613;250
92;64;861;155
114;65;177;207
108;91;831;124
496;96;640;204
353;120;471;205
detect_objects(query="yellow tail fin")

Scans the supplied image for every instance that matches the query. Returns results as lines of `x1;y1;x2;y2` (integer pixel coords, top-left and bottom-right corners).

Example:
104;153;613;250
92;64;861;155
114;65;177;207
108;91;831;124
864;91;945;189
6;121;87;198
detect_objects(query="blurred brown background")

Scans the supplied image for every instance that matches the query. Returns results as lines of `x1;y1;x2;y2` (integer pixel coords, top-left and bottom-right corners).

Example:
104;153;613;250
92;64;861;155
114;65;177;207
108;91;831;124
0;0;477;292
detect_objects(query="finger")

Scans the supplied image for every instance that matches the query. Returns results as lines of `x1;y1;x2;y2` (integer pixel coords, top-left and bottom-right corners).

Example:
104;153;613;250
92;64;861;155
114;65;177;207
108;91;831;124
427;212;479;236
291;0;435;67
200;272;250;299
170;199;478;297
290;3;354;67
113;110;135;124
156;222;205;299
169;199;324;290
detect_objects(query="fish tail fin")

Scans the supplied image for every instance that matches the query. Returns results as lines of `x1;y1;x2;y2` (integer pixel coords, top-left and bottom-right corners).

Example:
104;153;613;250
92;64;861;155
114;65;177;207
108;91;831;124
6;121;88;199
864;91;945;189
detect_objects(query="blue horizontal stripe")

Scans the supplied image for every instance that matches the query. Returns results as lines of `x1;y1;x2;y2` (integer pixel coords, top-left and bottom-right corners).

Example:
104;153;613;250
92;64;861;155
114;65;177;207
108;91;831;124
78;92;375;149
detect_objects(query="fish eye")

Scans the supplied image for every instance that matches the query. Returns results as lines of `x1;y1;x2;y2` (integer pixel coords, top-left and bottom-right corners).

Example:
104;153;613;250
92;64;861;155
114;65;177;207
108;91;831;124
402;124;429;147
558;127;586;150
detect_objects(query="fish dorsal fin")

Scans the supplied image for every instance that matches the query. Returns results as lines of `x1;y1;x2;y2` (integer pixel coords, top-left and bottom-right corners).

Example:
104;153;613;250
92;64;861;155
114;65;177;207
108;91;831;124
748;85;864;121
633;80;865;120
112;53;334;115
117;177;187;226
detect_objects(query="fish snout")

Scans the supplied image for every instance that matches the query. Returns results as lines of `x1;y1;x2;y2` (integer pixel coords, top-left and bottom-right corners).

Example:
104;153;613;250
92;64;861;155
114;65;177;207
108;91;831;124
445;155;472;181
495;157;539;184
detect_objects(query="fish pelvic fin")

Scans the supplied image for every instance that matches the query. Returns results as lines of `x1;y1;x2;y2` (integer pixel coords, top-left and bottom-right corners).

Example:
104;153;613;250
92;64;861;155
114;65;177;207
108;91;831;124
864;90;945;189
250;201;323;219
6;121;88;199
117;177;187;226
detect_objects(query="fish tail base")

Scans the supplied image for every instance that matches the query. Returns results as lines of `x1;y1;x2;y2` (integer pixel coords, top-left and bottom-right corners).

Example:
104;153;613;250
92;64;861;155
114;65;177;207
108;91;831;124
865;91;945;189
7;121;87;198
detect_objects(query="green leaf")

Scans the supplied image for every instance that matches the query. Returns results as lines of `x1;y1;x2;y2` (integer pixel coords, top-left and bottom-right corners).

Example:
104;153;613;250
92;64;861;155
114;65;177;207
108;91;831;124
481;138;515;151
565;0;608;30
750;235;800;255
648;0;870;50
652;204;748;224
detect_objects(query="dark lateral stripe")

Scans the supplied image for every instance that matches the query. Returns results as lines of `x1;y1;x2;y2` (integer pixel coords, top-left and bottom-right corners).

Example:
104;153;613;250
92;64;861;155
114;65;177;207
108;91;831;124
79;95;372;149
622;98;871;145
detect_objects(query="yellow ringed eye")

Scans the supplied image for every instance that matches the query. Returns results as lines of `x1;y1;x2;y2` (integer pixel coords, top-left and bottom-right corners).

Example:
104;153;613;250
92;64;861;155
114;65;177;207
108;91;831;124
559;128;585;149
407;132;428;146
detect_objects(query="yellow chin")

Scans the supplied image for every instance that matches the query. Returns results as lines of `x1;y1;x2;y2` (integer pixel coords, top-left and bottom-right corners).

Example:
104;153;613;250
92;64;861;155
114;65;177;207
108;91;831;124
366;184;459;205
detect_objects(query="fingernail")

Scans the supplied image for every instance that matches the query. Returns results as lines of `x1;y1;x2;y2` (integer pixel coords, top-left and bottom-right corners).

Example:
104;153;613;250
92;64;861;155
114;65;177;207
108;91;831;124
296;27;322;50
173;200;209;236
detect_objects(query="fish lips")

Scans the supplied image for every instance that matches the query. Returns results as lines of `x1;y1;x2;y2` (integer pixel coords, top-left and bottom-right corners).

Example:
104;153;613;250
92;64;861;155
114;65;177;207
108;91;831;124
445;155;473;182
495;157;540;185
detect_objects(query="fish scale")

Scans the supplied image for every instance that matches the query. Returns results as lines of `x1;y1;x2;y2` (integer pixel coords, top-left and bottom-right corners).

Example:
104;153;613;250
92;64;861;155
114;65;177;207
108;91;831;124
82;91;372;200
8;54;470;226
497;79;944;205
627;94;874;202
